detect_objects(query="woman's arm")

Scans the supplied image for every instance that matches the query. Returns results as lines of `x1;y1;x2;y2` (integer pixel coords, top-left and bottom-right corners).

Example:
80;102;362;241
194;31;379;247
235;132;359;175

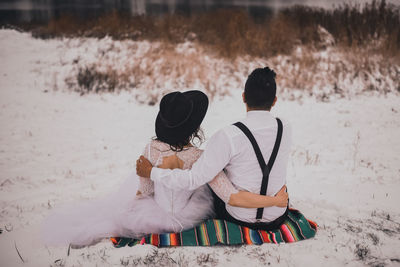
208;171;288;208
228;186;288;208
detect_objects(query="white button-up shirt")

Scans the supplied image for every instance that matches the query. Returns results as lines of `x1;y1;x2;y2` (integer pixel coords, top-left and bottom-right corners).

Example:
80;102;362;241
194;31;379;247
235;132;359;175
151;110;292;223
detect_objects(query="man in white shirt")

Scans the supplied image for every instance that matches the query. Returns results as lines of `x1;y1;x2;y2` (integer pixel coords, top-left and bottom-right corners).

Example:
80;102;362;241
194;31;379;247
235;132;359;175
136;67;292;229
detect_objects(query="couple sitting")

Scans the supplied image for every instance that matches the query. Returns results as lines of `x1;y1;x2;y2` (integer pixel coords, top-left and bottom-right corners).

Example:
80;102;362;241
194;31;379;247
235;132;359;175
42;67;291;247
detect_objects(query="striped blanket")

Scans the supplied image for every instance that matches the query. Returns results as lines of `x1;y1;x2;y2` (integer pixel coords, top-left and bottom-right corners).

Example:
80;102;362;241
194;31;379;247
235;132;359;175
111;209;317;248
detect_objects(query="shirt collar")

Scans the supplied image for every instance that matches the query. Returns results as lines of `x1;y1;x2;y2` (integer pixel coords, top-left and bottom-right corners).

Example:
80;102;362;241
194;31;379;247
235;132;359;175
246;110;273;119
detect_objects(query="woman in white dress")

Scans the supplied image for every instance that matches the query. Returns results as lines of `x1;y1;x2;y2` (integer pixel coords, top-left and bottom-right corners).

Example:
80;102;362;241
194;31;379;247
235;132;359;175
42;90;288;247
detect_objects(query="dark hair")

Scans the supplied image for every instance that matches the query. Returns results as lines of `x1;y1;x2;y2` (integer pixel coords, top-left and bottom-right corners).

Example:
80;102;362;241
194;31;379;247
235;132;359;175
155;127;205;152
244;67;276;109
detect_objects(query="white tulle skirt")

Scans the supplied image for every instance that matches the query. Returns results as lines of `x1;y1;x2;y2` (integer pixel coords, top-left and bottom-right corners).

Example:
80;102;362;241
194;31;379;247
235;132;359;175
41;173;214;246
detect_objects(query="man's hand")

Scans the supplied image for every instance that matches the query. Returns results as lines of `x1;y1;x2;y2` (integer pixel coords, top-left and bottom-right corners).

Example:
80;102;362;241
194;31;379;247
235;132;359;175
136;155;153;178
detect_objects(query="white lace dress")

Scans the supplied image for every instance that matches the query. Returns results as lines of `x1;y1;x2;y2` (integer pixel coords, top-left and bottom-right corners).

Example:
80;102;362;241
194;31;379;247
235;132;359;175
42;140;238;246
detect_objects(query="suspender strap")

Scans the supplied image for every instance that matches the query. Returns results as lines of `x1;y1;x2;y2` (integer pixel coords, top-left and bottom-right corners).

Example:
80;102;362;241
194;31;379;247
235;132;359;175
233;118;283;220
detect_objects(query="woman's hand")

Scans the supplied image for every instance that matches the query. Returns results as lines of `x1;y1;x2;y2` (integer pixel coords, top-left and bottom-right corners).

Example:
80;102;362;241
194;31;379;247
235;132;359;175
274;185;288;207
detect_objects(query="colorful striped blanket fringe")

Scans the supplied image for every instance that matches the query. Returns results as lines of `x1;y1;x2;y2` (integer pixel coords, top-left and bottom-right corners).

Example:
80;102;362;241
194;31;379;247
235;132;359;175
111;209;317;248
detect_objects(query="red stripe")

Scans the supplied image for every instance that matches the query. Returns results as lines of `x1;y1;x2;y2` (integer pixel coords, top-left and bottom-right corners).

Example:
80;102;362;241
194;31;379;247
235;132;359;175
259;231;270;243
269;231;278;244
194;227;199;246
280;224;295;243
307;219;318;230
238;226;244;243
224;221;230;245
151;234;159;246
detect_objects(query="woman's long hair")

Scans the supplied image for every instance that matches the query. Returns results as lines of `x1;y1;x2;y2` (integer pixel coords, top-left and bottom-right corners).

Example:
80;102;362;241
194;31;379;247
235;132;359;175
155;127;205;152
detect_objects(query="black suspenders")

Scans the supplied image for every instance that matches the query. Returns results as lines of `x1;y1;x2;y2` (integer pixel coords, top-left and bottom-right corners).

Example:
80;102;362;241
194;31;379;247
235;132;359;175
233;118;283;220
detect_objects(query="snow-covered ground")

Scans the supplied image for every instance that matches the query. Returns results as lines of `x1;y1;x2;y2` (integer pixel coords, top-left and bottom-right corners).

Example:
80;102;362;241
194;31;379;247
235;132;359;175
0;29;399;266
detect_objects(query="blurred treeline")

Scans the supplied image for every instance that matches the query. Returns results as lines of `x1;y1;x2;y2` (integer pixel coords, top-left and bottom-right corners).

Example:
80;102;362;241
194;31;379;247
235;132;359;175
22;0;399;59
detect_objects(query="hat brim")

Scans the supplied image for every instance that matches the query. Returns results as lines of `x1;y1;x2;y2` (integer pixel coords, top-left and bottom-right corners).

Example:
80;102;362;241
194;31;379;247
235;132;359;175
155;90;209;145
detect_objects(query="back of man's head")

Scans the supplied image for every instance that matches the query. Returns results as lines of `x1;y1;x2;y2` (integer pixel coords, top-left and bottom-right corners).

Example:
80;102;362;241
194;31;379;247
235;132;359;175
244;67;276;110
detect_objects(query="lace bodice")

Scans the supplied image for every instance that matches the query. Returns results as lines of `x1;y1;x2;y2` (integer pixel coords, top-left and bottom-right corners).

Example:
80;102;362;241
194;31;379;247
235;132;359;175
137;140;238;204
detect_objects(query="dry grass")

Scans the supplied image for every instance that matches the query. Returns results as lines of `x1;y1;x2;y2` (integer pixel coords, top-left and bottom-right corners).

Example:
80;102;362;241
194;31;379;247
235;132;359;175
270;45;399;100
55;37;399;101
63;41;239;100
25;1;400;59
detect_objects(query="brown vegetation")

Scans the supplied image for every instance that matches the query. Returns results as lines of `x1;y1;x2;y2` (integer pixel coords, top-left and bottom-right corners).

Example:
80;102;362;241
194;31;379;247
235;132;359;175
26;0;399;59
56;37;398;101
64;42;236;99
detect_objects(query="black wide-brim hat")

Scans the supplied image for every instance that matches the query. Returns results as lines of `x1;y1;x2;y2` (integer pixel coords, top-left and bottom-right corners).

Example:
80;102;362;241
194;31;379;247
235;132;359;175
156;90;209;145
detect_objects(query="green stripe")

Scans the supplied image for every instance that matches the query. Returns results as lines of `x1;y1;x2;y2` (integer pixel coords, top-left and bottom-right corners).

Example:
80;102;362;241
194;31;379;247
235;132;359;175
205;220;218;245
181;227;198;246
196;223;209;245
287;211;315;239
224;220;244;245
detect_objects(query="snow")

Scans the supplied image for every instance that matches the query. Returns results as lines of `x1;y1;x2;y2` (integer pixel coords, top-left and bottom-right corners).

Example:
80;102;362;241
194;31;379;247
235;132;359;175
0;29;399;266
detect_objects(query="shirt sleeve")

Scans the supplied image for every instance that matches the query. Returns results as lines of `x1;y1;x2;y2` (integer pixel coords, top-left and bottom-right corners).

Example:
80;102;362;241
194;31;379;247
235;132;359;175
150;128;233;190
208;170;239;203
